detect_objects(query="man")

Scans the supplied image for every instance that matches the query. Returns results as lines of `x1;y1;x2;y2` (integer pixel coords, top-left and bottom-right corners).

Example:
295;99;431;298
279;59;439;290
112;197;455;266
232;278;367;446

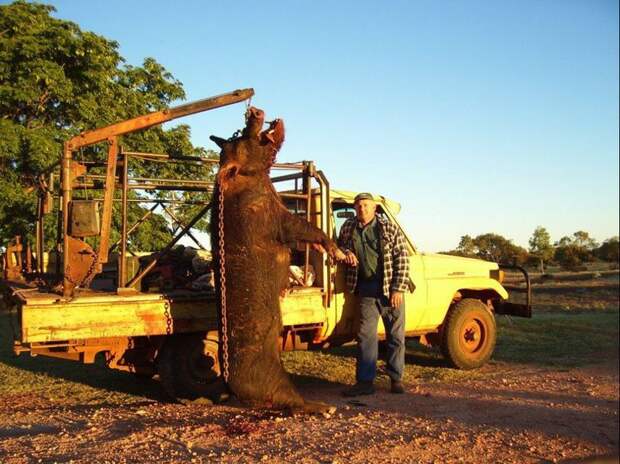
338;192;411;396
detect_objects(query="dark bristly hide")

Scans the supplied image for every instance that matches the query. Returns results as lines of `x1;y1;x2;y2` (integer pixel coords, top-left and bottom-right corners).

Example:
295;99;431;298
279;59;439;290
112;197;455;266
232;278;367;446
210;108;340;413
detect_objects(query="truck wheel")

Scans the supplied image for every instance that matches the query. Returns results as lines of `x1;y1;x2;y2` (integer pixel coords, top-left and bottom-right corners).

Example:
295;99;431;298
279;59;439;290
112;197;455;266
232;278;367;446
440;299;496;370
157;332;227;402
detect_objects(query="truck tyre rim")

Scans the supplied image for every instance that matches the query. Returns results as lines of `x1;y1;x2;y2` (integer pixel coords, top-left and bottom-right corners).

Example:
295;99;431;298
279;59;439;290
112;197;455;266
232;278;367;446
459;318;487;355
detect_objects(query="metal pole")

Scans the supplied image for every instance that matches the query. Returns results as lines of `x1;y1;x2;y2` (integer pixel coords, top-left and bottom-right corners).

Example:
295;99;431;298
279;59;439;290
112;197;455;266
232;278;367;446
109;203;159;253
316;170;332;305
303;163;312;285
161;204;207;250
61;143;72;297
36;195;44;274
119;151;129;289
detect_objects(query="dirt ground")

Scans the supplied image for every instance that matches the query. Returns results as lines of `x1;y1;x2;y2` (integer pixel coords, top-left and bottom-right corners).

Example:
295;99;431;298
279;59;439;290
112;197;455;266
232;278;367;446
0;275;618;464
0;359;617;464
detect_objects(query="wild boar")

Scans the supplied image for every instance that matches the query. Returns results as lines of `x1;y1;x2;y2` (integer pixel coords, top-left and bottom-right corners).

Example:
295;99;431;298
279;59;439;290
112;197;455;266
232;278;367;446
210;107;343;413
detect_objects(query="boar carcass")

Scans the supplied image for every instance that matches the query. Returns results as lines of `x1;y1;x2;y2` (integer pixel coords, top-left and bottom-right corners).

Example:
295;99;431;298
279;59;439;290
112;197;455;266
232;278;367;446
210;107;342;413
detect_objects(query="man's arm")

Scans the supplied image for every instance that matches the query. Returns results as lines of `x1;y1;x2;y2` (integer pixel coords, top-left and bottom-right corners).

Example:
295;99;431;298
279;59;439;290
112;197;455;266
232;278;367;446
338;219;358;266
389;226;410;307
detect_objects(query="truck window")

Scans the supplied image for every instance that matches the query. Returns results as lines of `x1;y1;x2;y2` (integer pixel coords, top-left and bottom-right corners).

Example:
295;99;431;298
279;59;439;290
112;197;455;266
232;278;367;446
333;206;355;237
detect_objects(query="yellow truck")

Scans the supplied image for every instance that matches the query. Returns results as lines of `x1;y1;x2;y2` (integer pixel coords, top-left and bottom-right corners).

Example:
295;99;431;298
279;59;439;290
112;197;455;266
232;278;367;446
0;91;531;400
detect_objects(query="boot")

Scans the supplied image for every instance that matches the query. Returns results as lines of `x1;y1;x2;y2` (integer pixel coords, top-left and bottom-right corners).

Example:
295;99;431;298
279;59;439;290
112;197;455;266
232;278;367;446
390;379;405;394
342;381;375;397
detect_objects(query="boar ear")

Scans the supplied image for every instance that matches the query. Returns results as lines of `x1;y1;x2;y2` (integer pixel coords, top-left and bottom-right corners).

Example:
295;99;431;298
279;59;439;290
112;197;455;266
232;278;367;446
243;106;265;139
209;135;228;149
260;118;285;153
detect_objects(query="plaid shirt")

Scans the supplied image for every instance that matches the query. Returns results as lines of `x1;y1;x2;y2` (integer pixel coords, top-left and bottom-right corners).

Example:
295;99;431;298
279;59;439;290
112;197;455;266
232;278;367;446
338;215;410;297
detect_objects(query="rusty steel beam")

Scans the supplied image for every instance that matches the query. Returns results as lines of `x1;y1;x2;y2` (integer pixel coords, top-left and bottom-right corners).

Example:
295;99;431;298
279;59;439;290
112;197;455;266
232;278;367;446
123;151;219;164
161;204;207;250
66;89;254;150
61;143;72;294
97;137;119;266
119;152;129;288
109;203;159;254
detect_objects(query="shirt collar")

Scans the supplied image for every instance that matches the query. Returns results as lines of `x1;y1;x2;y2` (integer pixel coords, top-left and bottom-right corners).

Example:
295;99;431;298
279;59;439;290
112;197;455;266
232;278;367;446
356;215;377;230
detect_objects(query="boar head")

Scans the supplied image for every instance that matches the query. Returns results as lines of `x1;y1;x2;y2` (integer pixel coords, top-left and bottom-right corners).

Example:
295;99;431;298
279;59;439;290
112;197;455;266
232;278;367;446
210;107;285;191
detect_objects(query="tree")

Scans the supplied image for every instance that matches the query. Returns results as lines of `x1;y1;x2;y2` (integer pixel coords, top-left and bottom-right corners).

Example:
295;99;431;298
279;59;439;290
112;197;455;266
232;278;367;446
553;230;597;270
441;233;529;265
571;230;598;251
554;244;586;270
0;1;216;250
455;235;476;257
472;233;528;265
528;226;554;273
595;236;619;264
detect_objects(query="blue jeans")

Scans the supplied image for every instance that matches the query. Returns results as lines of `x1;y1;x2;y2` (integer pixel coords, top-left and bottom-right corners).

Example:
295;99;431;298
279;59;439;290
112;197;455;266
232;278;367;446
356;293;406;383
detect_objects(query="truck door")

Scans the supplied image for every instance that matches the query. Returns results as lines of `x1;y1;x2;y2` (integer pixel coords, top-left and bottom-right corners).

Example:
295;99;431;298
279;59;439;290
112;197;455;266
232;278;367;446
331;203;358;338
330;203;428;337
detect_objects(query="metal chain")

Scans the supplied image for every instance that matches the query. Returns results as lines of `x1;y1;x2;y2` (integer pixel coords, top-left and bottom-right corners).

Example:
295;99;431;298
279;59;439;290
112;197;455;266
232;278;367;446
164;302;172;335
80;249;100;288
217;181;230;383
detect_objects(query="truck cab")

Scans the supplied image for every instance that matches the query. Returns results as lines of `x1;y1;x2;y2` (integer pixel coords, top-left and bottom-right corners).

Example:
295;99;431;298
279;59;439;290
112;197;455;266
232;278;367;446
276;170;530;374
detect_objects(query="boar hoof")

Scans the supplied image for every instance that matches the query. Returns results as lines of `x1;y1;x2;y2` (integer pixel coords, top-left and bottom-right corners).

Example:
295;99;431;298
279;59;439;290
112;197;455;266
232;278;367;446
291;401;336;416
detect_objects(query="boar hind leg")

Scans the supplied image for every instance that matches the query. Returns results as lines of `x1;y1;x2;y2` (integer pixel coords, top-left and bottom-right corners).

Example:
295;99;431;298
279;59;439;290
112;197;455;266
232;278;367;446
290;400;336;416
269;379;336;416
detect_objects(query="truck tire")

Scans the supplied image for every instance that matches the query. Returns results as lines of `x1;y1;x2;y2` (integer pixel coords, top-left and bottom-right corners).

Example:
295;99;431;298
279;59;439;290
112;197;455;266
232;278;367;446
440;298;496;370
157;332;227;402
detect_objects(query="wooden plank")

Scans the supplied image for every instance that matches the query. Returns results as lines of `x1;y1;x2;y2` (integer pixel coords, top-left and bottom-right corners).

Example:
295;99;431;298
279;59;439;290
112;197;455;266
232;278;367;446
281;290;325;325
21;298;218;343
18;286;327;343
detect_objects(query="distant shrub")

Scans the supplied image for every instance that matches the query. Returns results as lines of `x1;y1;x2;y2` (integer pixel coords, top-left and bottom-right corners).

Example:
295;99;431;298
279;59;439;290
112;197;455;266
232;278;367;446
595;237;619;263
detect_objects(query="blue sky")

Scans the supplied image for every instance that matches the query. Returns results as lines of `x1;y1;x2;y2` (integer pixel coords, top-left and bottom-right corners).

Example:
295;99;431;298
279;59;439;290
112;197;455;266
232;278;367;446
17;0;620;251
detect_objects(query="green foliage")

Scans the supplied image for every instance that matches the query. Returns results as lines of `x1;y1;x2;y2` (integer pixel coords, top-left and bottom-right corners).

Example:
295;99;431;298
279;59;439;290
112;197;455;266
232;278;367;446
553;231;599;270
528;226;553;261
455;234;476;257
595;236;619;263
473;233;528;264
0;1;216;249
554;244;589;270
443;233;528;265
528;226;554;272
571;230;598;250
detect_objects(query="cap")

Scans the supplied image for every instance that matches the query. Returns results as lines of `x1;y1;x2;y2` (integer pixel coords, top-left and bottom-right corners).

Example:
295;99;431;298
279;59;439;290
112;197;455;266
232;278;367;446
354;192;374;202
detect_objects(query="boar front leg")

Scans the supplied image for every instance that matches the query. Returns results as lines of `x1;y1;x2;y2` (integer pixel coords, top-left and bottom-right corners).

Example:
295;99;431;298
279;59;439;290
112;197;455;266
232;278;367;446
279;211;345;261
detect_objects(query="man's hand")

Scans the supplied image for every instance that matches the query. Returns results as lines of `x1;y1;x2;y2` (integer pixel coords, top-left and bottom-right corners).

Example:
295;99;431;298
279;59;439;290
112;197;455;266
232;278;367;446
313;243;348;263
390;291;404;308
311;243;327;254
333;248;347;262
343;250;358;267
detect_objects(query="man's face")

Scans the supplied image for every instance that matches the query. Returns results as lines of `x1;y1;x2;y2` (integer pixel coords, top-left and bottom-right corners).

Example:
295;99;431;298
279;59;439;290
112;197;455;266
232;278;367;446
354;199;377;225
